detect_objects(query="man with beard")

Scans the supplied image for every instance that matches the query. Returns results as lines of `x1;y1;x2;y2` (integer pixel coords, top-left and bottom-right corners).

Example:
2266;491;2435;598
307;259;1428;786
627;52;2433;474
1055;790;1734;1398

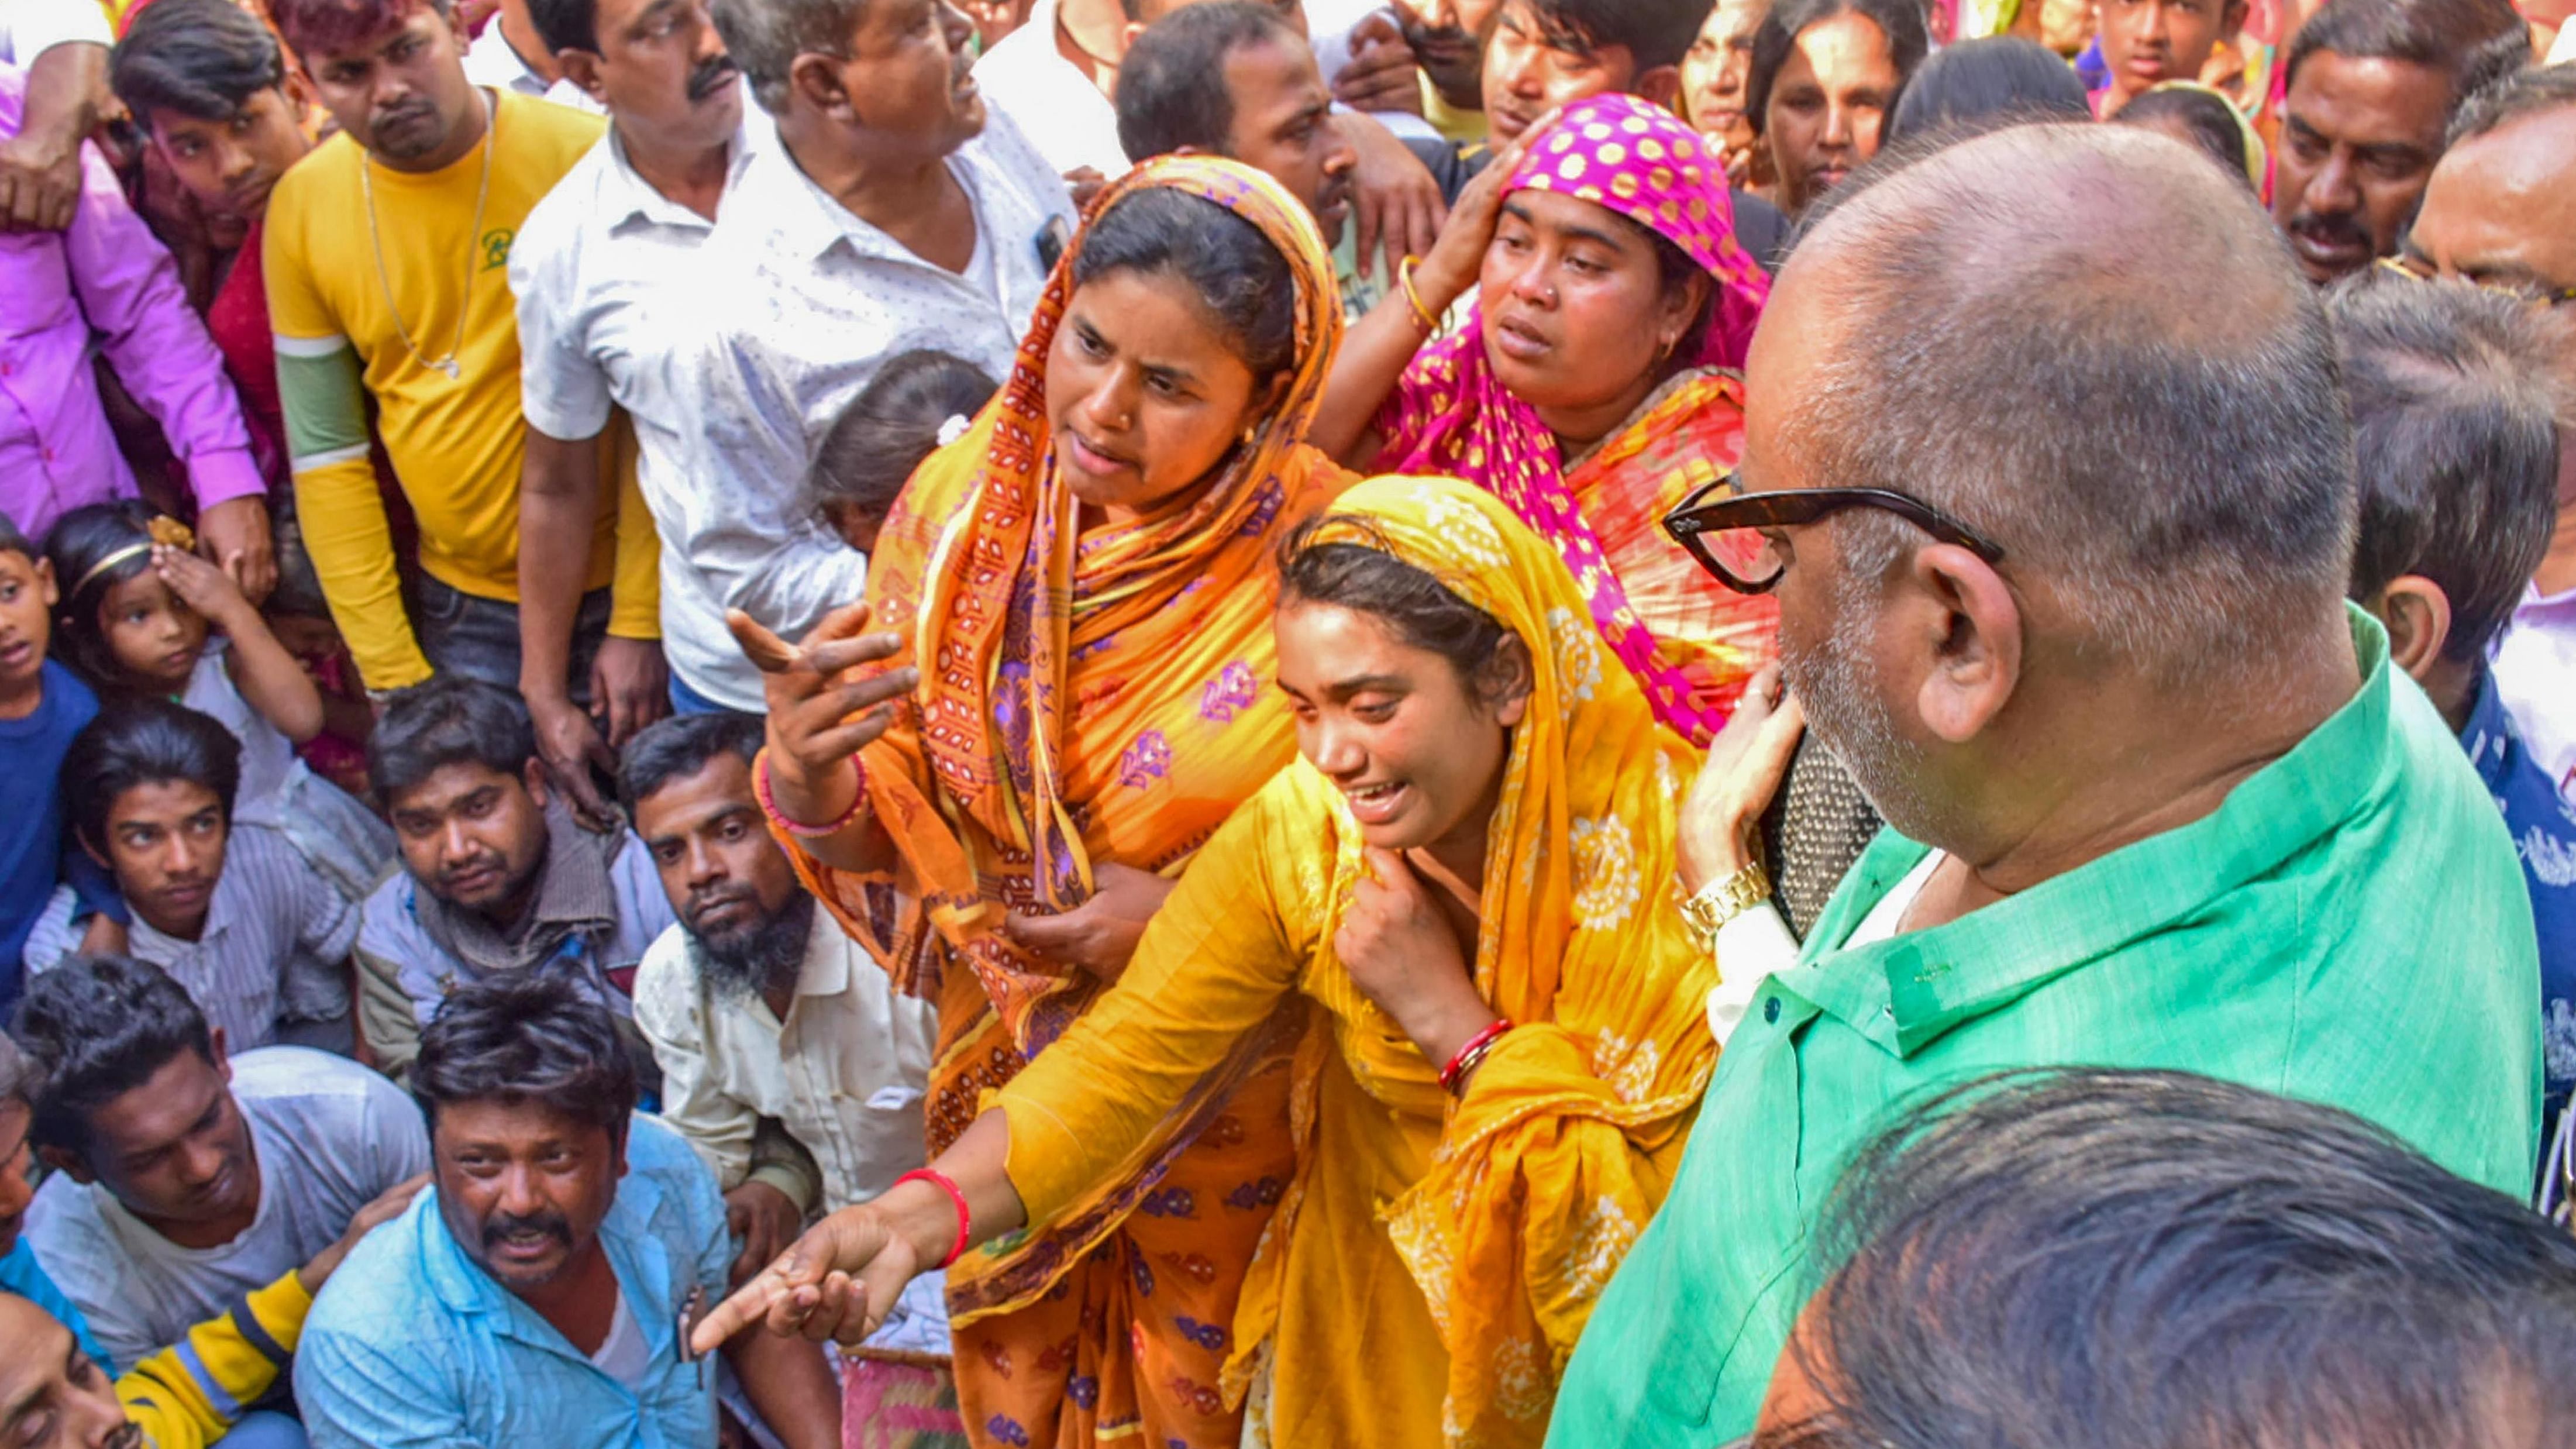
295;976;839;1448
353;677;674;1081
2267;0;2528;285
509;0;763;822
1390;0;1496;136
622;714;935;1285
1548;123;2540;1444
16;956;428;1396
263;0;666;717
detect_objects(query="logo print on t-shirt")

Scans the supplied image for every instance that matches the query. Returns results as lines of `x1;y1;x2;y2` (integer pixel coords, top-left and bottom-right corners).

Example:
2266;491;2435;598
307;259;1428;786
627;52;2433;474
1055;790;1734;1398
480;228;516;272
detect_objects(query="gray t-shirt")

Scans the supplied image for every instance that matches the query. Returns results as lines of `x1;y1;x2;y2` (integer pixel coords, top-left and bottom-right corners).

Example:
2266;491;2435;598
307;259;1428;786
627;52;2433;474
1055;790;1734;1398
23;1046;429;1371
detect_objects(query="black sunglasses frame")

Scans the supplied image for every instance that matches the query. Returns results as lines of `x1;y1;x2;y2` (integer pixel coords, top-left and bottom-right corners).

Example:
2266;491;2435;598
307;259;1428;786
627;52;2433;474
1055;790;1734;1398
1662;473;2009;594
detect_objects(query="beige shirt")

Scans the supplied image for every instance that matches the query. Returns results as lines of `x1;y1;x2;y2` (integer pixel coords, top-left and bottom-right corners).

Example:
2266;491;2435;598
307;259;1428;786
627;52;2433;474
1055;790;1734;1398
633;906;938;1213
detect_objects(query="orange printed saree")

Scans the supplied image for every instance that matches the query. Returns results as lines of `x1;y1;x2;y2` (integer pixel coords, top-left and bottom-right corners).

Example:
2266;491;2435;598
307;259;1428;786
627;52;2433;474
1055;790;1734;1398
780;157;1352;1449
995;476;1720;1449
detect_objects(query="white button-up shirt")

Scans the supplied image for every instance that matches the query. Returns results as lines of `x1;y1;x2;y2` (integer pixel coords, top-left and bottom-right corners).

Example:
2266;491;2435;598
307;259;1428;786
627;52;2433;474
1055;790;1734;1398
512;104;766;710
0;0;109;67
460;21;603;113
670;111;1070;707
632;905;939;1214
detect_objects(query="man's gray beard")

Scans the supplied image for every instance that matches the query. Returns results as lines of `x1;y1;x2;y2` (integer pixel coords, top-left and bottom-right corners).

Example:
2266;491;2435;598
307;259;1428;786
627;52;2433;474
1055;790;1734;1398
695;891;817;1003
1780;585;1935;838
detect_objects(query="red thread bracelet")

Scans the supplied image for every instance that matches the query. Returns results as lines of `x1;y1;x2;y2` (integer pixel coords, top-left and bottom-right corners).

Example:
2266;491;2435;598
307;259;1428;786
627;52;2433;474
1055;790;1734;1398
755;749;867;839
894;1168;972;1268
1439;1018;1514;1095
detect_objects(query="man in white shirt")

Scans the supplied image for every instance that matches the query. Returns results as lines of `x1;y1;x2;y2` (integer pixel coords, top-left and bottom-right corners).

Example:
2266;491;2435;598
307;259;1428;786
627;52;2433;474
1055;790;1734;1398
687;0;1073;696
15;955;429;1375
512;0;762;818
620;713;937;1283
463;0;606;109
0;0;112;229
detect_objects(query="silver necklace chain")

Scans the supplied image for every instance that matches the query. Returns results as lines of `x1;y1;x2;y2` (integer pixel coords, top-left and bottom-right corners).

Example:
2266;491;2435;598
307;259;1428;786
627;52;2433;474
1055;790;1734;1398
357;91;495;383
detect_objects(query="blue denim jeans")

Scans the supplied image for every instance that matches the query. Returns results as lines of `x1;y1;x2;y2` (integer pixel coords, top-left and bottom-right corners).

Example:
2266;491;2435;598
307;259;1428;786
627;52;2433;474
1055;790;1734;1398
667;670;737;717
413;575;611;703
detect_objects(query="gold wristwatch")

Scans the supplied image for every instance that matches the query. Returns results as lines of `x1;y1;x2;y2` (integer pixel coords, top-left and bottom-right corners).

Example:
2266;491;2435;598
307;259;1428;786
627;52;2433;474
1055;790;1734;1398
1680;859;1772;952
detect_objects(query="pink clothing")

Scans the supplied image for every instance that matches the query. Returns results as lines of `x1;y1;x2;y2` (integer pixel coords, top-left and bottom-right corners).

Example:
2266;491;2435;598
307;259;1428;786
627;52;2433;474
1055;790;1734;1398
0;64;263;539
1373;94;1772;744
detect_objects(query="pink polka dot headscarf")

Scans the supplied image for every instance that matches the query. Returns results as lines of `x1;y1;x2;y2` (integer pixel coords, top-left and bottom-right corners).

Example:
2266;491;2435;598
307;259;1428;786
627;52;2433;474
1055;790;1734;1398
1504;92;1772;369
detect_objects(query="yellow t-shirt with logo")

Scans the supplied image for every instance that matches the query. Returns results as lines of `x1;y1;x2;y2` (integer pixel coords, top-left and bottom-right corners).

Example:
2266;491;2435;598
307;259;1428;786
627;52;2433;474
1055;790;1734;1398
266;89;656;690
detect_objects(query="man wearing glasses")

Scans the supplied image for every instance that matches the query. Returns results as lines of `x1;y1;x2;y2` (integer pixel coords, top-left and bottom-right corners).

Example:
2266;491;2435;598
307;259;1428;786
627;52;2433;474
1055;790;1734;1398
2399;61;2576;810
1547;122;2543;1447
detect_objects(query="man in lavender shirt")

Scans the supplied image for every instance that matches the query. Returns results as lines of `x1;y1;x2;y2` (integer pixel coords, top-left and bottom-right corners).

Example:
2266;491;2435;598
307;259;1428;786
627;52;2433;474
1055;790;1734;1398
0;62;272;598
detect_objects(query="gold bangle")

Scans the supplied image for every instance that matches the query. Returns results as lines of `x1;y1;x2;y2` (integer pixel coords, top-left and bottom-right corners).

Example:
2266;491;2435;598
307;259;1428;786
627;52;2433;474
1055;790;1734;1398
1680;858;1771;953
1397;254;1440;333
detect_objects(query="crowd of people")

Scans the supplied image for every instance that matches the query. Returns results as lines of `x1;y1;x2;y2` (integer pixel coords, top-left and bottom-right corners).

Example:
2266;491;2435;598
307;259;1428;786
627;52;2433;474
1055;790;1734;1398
0;0;2570;1437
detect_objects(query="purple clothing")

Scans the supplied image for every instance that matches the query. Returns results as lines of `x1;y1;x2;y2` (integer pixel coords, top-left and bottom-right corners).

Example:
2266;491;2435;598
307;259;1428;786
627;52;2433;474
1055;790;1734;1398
0;64;263;541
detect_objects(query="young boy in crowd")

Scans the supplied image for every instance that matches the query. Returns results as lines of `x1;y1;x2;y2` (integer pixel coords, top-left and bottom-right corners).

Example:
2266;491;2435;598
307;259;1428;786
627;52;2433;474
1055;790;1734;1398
0;512;121;1010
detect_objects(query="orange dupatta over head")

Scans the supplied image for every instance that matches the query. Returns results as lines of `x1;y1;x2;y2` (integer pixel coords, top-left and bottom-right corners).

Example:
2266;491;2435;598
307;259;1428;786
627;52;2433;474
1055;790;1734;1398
788;156;1350;1319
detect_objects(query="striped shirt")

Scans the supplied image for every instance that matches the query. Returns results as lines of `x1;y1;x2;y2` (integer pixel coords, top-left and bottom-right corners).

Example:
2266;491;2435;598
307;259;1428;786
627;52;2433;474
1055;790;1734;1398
22;822;359;1048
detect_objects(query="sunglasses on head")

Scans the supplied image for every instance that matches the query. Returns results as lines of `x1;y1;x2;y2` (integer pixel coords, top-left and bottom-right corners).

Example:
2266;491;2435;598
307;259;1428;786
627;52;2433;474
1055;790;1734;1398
1662;471;2008;594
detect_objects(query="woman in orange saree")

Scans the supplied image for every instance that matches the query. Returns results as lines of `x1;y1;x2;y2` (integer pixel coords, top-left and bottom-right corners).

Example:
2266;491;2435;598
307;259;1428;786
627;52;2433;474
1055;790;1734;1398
1311;93;1781;742
739;157;1352;1449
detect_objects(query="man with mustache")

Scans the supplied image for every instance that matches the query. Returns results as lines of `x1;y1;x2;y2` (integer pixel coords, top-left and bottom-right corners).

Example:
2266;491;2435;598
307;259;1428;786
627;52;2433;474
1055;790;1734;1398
1549;123;2541;1444
2267;0;2528;285
295;975;839;1448
1390;0;1495;135
262;0;668;733
622;713;936;1286
352;676;675;1082
20;701;362;1054
16;955;429;1415
509;0;765;824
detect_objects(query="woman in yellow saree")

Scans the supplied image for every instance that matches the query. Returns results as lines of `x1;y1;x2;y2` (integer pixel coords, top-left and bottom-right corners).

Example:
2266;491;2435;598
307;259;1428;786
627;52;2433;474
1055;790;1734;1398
736;158;1354;1449
710;476;1719;1449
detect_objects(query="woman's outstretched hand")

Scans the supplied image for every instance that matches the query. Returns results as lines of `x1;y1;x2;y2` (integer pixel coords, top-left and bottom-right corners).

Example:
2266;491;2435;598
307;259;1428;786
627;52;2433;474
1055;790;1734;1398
690;1207;922;1354
729;604;917;827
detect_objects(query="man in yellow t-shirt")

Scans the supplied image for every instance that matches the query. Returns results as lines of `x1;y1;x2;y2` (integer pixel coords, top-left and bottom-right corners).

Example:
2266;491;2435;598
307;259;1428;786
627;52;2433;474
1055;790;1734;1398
263;0;661;707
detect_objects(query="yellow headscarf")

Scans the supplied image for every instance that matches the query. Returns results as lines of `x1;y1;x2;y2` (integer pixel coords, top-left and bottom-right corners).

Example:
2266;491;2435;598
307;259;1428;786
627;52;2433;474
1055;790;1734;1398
1232;476;1720;1446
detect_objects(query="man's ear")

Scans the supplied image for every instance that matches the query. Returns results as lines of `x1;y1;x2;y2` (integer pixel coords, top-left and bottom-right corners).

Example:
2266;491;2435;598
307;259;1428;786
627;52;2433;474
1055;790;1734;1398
523;756;554;811
1633;64;1682;112
557;49;607;102
448;1;474;48
34;556;56;610
1121;18;1148;50
1906;543;2021;745
36;1147;92;1186
788;50;853;118
75;828;108;872
2376;574;2453;684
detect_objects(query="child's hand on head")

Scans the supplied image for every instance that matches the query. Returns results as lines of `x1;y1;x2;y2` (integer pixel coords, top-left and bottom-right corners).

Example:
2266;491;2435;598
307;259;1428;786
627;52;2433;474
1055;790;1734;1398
153;545;252;628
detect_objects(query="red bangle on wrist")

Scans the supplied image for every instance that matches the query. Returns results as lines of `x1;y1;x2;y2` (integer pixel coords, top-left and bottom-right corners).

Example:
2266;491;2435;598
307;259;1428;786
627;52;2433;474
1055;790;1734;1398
1439;1018;1514;1096
894;1168;972;1269
754;748;867;839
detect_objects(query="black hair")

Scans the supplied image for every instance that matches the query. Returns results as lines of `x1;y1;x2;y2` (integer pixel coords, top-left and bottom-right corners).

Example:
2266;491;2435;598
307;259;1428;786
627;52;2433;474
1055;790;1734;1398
412;973;637;1139
12;955;216;1161
42;501;170;689
1748;0;1930;135
367;674;539;803
526;0;599;54
2115;84;2255;182
618;710;766;811
0;510;32;565
1073;186;1300;387
2331;271;2561;663
807;350;998;536
111;0;287;132
1116;2;1306;162
1276;514;1528;704
1761;1068;2576;1449
1883;36;2089;144
63;700;243;856
2283;0;2532;118
2448;55;2576;145
1521;0;1713;73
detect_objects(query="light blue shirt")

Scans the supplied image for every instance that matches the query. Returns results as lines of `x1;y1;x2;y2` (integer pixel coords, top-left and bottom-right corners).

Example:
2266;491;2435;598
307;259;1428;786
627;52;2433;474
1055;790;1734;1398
0;1237;108;1370
295;1116;731;1449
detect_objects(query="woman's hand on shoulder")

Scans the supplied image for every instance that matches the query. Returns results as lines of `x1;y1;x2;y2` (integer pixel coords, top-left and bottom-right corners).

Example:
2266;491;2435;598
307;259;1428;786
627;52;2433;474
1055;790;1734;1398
1679;665;1805;893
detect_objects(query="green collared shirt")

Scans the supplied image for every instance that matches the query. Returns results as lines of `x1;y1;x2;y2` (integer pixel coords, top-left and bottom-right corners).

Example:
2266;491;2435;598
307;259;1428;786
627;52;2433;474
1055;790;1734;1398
1548;607;2541;1444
